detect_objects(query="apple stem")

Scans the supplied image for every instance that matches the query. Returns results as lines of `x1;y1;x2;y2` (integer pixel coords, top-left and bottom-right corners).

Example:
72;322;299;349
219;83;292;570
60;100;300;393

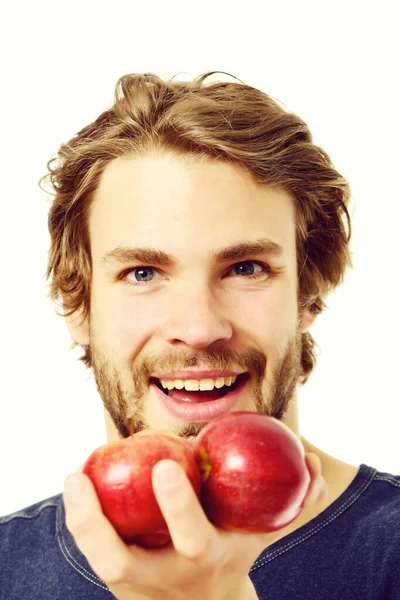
197;447;212;482
127;419;134;437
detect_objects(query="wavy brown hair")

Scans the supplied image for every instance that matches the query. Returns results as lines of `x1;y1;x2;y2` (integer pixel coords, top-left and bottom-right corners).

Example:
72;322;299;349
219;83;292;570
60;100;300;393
41;71;352;382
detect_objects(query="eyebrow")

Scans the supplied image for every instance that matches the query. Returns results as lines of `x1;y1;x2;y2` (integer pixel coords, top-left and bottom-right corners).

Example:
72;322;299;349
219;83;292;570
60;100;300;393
101;238;284;268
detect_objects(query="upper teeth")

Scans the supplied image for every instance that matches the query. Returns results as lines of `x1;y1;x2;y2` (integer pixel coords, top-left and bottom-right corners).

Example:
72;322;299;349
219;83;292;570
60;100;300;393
160;375;238;391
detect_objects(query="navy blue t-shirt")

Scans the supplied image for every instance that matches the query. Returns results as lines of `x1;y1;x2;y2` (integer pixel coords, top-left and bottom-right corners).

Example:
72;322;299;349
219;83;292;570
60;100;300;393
1;464;399;599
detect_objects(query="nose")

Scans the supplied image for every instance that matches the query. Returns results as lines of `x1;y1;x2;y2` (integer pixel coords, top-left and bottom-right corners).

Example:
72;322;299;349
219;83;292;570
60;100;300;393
160;281;233;349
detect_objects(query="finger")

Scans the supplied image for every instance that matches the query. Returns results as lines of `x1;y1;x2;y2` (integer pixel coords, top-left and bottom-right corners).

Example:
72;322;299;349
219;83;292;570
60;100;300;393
63;472;140;585
152;460;220;566
303;453;328;509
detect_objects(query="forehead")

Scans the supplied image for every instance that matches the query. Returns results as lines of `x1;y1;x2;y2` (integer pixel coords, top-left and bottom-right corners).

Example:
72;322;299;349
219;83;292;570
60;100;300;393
88;152;297;264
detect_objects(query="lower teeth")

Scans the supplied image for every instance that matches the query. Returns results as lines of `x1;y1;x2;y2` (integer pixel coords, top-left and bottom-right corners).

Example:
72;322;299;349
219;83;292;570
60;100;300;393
182;387;231;401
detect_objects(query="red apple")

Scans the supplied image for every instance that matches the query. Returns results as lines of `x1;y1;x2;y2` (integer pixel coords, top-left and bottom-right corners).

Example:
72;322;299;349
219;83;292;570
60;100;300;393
194;411;310;533
83;431;202;547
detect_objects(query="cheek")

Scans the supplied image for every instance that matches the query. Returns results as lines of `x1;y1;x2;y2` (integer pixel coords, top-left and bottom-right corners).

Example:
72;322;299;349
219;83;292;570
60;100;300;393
91;287;153;357
238;288;298;346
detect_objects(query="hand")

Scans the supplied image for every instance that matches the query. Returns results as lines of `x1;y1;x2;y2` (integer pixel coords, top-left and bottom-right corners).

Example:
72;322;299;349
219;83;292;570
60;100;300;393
63;452;327;600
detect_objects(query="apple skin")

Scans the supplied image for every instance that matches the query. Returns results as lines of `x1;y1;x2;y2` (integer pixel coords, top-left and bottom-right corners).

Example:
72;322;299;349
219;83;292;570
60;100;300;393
194;411;311;533
83;431;202;548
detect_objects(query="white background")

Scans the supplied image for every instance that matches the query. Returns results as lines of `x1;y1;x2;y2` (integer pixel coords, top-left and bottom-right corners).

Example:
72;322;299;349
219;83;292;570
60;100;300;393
0;0;399;516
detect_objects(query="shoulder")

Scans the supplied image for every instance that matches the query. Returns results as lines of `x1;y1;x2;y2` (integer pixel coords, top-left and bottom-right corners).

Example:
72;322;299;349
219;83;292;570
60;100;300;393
361;466;400;510
0;494;62;523
358;467;400;528
0;494;62;546
372;468;400;490
0;494;112;598
346;465;400;575
354;467;400;593
0;494;63;594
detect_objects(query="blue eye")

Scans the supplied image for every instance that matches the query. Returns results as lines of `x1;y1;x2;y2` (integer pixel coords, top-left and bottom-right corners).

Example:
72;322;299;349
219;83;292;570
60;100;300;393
230;261;266;278
121;261;271;287
127;267;158;283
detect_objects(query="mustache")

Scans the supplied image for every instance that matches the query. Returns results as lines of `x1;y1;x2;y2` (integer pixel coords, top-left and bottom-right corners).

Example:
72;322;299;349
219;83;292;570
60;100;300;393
132;346;267;387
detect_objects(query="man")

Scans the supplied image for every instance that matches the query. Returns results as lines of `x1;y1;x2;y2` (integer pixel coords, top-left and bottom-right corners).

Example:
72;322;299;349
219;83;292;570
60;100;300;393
1;71;399;600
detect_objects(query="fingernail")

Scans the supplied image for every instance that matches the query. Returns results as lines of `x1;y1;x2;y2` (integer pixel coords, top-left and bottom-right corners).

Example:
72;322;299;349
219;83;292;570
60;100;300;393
154;461;183;490
64;475;84;503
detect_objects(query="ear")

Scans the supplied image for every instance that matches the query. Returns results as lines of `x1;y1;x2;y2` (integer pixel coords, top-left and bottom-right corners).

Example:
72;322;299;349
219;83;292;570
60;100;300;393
299;308;318;334
65;308;90;346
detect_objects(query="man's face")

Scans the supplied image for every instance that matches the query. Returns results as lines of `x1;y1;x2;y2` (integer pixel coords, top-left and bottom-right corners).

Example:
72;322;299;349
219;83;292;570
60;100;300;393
87;151;302;441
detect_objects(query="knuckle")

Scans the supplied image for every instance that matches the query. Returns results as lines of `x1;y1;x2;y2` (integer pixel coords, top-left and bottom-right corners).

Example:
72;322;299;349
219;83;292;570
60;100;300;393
101;560;131;585
180;535;215;564
182;543;206;561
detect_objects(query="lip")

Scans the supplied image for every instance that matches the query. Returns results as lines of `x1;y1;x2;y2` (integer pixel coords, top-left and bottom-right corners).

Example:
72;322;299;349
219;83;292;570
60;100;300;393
151;370;245;380
151;373;249;422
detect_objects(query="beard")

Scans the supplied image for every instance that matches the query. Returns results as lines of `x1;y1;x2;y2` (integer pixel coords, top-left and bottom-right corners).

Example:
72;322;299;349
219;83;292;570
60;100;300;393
90;326;303;441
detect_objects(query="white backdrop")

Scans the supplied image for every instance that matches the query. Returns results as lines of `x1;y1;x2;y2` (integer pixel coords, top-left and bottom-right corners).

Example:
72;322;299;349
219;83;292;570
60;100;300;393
1;0;399;516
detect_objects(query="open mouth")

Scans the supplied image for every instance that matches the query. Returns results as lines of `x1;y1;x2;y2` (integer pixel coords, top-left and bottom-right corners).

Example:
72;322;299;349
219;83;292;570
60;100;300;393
150;373;250;422
149;373;248;403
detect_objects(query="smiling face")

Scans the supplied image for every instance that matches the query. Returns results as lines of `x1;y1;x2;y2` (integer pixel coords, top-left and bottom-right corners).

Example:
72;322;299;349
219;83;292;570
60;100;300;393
70;150;315;441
